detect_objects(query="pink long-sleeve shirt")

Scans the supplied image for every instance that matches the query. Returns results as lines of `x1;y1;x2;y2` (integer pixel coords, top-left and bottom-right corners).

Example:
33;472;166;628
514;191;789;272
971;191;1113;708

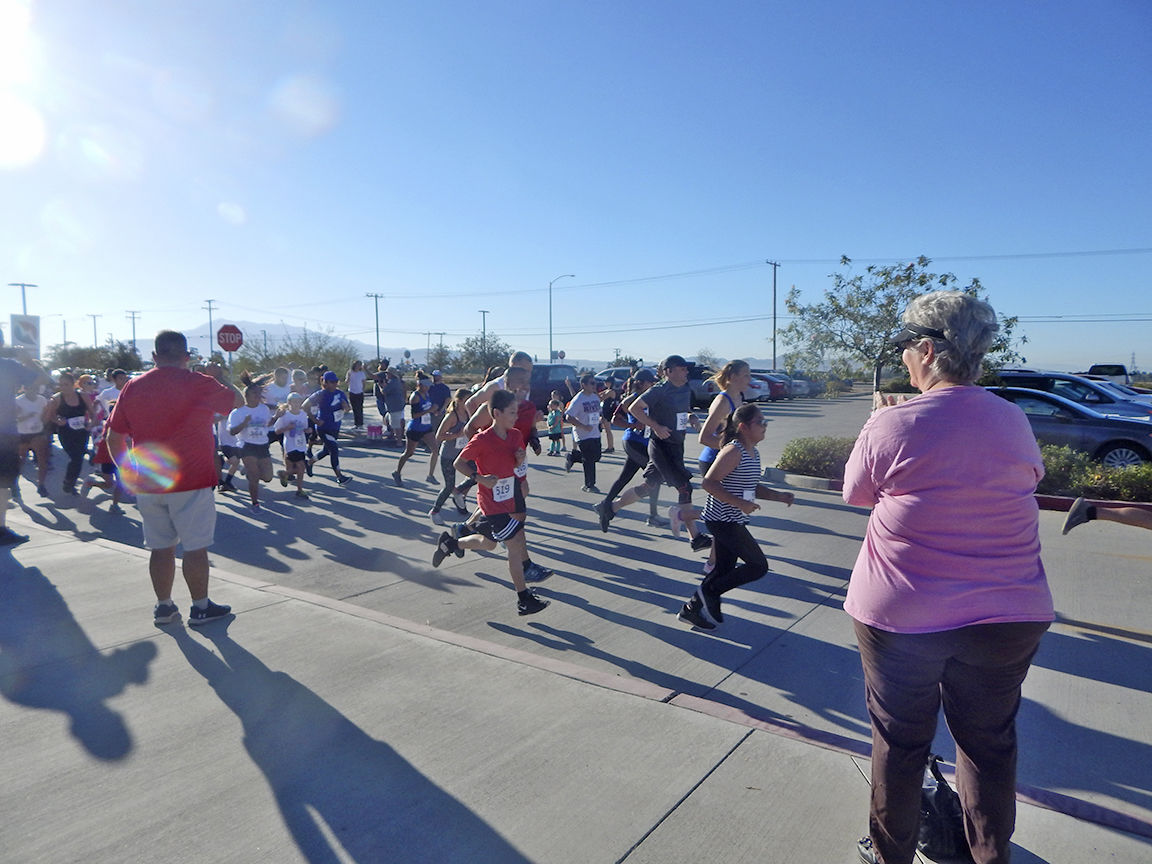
843;386;1054;633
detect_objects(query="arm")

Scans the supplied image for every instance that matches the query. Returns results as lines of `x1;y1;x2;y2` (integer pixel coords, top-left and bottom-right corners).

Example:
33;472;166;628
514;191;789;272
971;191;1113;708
841;424;878;507
701;445;759;515
629;396;671;440
698;392;731;449
453;455;497;489
436;409;462;442
463;404;491;437
464;380;498;415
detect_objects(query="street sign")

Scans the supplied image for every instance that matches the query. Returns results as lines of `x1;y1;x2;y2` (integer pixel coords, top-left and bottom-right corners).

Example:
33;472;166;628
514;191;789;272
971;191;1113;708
217;324;243;352
9;314;40;354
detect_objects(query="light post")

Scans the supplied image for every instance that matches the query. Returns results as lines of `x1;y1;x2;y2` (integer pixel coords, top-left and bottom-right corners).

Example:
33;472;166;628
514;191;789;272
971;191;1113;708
479;309;490;366
766;260;780;369
548;273;575;361
8;282;36;315
88;313;101;348
366;292;383;361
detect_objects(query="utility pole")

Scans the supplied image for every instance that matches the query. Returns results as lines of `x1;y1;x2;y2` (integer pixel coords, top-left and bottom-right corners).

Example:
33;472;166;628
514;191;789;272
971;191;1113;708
479;309;490;365
88;313;102;348
126;310;141;353
8;282;36;315
766;260;781;369
261;329;268;355
203;299;216;356
366;293;384;362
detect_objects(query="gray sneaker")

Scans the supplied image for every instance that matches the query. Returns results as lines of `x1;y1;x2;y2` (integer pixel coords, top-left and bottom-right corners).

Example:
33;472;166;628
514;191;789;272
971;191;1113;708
1062;496;1091;535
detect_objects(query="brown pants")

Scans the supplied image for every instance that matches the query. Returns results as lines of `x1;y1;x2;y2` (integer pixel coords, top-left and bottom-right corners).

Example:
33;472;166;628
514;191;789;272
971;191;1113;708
853;619;1050;864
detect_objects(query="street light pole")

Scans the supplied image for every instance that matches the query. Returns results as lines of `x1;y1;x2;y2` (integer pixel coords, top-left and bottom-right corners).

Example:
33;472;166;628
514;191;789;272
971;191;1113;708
479;309;490;365
766;260;781;369
548;273;575;361
203;299;216;355
126;310;141;353
366;292;383;362
8;282;37;315
88;313;101;348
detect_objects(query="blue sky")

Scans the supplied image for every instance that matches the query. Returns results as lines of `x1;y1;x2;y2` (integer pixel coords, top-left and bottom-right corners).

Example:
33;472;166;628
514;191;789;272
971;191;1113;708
3;0;1149;371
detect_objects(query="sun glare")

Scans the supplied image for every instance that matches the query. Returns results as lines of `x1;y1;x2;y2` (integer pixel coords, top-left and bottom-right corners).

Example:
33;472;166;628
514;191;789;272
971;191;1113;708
0;0;45;168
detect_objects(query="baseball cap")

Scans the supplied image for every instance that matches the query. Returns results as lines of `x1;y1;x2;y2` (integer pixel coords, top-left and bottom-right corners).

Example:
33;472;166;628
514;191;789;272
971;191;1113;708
322;371;339;383
662;354;688;370
432;369;442;377
634;368;657;383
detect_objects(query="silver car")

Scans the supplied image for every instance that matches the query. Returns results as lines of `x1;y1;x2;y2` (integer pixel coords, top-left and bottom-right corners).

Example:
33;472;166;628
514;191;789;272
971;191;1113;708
988;387;1152;468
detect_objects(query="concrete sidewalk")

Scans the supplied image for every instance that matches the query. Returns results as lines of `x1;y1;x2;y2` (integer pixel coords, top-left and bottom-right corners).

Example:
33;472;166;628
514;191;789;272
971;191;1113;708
2;522;1150;863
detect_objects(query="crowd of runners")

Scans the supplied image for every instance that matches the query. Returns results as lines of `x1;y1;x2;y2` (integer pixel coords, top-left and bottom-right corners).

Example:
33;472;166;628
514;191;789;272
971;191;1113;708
3;342;800;624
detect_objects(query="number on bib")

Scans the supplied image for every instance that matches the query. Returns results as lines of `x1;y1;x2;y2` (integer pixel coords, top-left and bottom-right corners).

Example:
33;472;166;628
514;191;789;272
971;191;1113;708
492;476;514;502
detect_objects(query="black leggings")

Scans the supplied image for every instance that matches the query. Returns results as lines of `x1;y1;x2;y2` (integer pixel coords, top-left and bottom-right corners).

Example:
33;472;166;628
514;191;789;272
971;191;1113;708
701;520;768;596
605;438;648;501
313;428;341;471
568;438;601;486
350;392;365;427
57;428;90;490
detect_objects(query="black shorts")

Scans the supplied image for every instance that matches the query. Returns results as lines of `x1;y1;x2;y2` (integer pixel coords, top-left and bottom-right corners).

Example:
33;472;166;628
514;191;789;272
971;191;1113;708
100;462;118;476
548;432;563;442
474;512;524;542
406;427;433;443
0;435;19;483
220;445;239;459
18;431;45;447
241;443;272;459
285;450;307;464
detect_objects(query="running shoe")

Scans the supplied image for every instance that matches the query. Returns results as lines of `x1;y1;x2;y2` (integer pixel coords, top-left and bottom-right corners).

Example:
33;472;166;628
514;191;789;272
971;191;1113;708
429;509;445;525
188;600;232;627
295;490;309;499
594;500;614;533
690;533;713;552
451;490;468;513
668;505;683;538
335;474;351;485
0;527;30;547
108;504;125;515
698;588;723;624
564;452;574;473
36;483;48;497
517;591;550;616
220;477;236;492
391;470;404;487
604;447;615;453
153;602;180;625
702;559;715;575
304;459;314;477
432;531;458;567
677;601;715;630
646;514;669;528
79;480;93;499
1062;496;1090;535
524;562;553;583
582;484;601;494
857;837;880;864
426;474;436;484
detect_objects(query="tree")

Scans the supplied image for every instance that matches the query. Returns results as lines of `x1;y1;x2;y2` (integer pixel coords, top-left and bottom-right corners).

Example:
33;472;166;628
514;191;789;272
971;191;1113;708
235;326;360;376
46;338;144;372
783;256;1026;389
695;347;721;368
426;343;454;372
455;332;513;373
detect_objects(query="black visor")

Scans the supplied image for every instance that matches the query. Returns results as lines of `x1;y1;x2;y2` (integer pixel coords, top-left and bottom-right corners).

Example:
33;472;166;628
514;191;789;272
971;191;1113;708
890;323;946;346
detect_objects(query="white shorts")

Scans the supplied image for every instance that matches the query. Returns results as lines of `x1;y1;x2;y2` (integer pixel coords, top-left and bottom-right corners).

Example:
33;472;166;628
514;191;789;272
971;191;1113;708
387;410;405;429
136;487;217;552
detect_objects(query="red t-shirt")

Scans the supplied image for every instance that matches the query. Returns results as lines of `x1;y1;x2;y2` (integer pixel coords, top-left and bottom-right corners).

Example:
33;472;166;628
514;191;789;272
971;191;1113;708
514;398;538;442
107;367;236;493
458;426;524;515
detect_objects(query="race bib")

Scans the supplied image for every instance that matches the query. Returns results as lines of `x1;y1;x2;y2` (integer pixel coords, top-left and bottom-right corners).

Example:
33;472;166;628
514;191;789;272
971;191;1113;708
675;412;690;431
284;430;307;452
67;416;87;430
514;462;528;479
743;489;756;501
492;476;515;502
333;410;345;424
244;423;268;444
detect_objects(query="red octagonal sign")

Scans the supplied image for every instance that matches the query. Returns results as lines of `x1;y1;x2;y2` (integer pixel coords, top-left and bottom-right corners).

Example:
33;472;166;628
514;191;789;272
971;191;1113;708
217;324;243;352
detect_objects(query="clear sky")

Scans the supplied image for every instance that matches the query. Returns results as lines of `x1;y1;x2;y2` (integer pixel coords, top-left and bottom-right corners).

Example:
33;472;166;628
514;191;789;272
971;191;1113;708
3;0;1150;371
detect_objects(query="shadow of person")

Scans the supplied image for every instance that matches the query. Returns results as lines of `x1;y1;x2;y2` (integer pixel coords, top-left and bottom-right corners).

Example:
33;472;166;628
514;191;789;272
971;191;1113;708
0;553;155;760
166;623;530;864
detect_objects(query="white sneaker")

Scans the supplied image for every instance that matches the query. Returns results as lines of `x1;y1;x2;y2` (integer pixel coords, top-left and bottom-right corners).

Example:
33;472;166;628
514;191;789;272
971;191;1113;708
429;509;445;526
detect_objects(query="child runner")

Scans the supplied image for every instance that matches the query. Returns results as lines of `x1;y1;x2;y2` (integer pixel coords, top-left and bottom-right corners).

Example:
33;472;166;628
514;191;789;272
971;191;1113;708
678;402;794;629
564;373;604;493
215;411;241;493
428;388;473;525
275;392;311;498
392;374;436;486
545;399;564;456
431;388;549;616
228;382;275;511
305;371;352;484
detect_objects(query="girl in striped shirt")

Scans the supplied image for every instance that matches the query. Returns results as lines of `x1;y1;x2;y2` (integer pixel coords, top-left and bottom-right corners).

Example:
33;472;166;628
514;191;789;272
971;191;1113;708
678;402;794;630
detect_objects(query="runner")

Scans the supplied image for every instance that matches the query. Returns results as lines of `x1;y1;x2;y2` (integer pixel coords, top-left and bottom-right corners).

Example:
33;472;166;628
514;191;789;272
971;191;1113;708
677;403;794;629
600;386;618;453
305;371;352;485
464;350;533;415
392;373;436;486
595;369;665;530
426;369;452;482
228;381;275;511
274;392;311;498
96;369;128;415
428;388;472;525
79;384;127;513
14;383;49;497
594;356;710;549
380;367;407;445
214;410;241;493
564;373;604;493
45;371;97;496
696;360;751;573
431;388;549;616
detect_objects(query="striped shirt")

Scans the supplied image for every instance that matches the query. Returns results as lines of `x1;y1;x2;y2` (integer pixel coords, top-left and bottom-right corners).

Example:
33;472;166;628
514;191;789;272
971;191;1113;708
703;440;761;524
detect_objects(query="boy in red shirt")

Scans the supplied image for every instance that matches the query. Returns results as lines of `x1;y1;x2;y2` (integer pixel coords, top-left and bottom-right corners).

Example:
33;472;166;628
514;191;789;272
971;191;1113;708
432;389;548;616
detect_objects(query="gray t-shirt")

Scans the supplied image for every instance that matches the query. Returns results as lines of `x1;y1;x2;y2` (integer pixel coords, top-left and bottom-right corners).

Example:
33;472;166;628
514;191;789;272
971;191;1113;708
639;380;693;443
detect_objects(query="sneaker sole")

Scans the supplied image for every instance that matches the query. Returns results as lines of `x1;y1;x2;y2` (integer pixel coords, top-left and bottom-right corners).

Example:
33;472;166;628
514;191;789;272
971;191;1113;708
518;599;550;616
188;614;229;627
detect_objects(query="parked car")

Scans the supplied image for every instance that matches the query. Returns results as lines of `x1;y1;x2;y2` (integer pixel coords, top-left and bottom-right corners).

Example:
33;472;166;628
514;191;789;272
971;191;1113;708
686;362;718;409
752;369;796;399
594;366;633;392
750;372;788;401
1079;376;1152;405
987;387;1152;468
993;370;1152;419
529;363;579;409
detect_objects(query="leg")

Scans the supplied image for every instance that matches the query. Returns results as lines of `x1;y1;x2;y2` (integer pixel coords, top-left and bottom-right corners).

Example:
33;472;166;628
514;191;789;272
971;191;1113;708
703;522;768;596
854;621;951;864
241;455;261;505
505;529;529;592
149;546;178;602
941;622;1049;864
181;547;211;602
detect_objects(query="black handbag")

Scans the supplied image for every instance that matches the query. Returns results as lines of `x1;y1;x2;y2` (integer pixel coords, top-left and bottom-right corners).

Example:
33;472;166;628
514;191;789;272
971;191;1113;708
918;754;974;862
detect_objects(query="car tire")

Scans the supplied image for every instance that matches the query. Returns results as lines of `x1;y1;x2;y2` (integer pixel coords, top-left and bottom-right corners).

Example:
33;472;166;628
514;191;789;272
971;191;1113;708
1098;443;1150;468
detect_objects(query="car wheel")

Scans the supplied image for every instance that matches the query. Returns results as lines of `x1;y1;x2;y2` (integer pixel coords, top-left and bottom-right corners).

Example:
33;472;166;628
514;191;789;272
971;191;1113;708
1098;444;1149;468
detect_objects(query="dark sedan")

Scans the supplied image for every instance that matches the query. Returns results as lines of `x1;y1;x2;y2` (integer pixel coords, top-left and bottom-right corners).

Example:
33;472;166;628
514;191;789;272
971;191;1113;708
987;387;1152;467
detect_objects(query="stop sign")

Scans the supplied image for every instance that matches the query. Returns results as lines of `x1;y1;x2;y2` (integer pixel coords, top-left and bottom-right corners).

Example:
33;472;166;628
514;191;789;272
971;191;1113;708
217;325;243;352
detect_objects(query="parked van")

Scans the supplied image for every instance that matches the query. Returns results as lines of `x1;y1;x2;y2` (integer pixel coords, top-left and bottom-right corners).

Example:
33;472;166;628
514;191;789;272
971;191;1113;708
1085;364;1131;386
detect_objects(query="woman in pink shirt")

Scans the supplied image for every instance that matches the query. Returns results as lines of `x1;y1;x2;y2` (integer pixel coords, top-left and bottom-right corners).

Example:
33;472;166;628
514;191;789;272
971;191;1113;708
845;291;1053;864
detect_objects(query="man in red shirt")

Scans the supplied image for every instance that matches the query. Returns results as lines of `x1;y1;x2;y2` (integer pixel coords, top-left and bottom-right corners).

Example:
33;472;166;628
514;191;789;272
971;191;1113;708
107;330;243;626
431;388;548;616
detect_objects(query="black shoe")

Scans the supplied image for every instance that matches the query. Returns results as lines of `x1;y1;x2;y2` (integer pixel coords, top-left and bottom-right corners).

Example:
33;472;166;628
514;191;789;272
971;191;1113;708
524;562;553;583
690;533;713;552
188;600;232;627
699;588;723;624
432;531;458;568
677;601;715;630
304;459;314;477
581;484;600;494
603;447;615;453
564;453;574;473
594;500;613;533
517;591;549;615
0;527;30;547
335;473;351;485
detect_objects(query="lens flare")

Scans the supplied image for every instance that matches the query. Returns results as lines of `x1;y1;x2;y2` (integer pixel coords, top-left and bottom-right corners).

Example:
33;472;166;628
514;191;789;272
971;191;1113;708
119;443;181;494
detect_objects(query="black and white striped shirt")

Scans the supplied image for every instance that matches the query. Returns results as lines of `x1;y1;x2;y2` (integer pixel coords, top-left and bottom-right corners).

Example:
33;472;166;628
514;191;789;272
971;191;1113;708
702;440;761;524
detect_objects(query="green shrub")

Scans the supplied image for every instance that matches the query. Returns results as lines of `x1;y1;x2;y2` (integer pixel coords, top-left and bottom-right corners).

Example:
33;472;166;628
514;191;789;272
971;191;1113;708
1037;444;1152;501
777;436;857;481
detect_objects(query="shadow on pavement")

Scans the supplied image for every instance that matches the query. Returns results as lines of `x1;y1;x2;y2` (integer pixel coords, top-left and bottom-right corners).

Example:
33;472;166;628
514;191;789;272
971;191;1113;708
0;551;156;760
166;622;530;864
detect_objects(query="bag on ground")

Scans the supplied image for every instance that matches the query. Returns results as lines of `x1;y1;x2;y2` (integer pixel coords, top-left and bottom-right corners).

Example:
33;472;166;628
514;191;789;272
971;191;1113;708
918;754;974;862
